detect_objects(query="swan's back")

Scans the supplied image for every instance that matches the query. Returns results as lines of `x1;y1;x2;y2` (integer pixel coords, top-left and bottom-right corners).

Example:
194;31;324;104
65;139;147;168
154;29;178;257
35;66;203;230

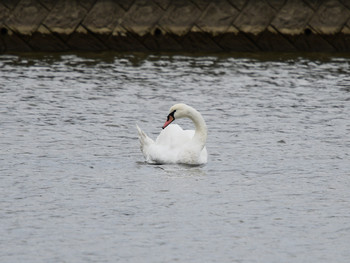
156;124;194;147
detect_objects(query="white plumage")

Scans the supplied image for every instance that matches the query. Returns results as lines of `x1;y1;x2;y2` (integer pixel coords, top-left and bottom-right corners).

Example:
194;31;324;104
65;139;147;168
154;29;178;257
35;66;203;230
136;104;208;165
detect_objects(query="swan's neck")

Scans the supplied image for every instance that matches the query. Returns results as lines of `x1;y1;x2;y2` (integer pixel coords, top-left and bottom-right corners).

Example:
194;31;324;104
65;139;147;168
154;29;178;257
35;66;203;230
188;110;207;148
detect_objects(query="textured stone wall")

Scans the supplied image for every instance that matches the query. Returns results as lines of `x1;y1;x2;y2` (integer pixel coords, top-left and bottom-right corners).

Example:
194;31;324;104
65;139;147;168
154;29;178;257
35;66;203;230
1;0;350;52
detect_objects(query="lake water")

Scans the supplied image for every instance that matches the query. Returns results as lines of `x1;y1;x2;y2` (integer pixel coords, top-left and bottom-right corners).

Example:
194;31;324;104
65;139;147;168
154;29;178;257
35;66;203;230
0;52;349;262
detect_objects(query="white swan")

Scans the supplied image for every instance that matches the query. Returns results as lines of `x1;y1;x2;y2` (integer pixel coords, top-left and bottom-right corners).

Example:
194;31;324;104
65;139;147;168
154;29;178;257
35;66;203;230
136;103;207;165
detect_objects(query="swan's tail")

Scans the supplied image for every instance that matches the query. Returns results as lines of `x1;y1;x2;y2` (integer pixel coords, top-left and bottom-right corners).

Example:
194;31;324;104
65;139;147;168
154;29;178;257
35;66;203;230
136;124;154;153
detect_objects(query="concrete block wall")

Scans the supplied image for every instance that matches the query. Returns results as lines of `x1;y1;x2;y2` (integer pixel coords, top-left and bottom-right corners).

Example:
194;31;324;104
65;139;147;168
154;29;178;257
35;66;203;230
1;0;350;52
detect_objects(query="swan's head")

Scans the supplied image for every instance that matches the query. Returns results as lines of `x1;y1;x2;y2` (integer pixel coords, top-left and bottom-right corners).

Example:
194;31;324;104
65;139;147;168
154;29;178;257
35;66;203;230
162;103;192;129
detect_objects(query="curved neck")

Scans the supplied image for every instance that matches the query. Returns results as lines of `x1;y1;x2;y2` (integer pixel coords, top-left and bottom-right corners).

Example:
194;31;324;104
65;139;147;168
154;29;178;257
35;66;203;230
188;109;207;148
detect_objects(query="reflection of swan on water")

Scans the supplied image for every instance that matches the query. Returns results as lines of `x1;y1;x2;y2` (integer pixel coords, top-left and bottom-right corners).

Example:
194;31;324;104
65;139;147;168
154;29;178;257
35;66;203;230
136;103;208;165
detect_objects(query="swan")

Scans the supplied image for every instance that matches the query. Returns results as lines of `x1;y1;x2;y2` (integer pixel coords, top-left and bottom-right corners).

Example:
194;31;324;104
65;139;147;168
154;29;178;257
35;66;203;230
136;103;207;165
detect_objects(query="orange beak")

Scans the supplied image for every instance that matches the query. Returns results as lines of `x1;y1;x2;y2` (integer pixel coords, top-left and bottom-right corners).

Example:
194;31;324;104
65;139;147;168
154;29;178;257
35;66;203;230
162;114;174;129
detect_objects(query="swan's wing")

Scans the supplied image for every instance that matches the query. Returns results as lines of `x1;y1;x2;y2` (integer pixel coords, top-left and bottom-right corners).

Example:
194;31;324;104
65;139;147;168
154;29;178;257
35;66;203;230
136;124;154;153
136;124;178;164
137;124;205;165
156;124;194;148
136;124;176;164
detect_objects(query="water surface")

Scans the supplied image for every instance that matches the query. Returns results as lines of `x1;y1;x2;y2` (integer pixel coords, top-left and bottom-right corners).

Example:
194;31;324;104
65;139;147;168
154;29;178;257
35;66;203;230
0;52;349;262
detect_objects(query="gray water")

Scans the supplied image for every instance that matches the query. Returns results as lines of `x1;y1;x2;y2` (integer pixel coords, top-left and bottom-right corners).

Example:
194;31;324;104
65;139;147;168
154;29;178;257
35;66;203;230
0;52;349;263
